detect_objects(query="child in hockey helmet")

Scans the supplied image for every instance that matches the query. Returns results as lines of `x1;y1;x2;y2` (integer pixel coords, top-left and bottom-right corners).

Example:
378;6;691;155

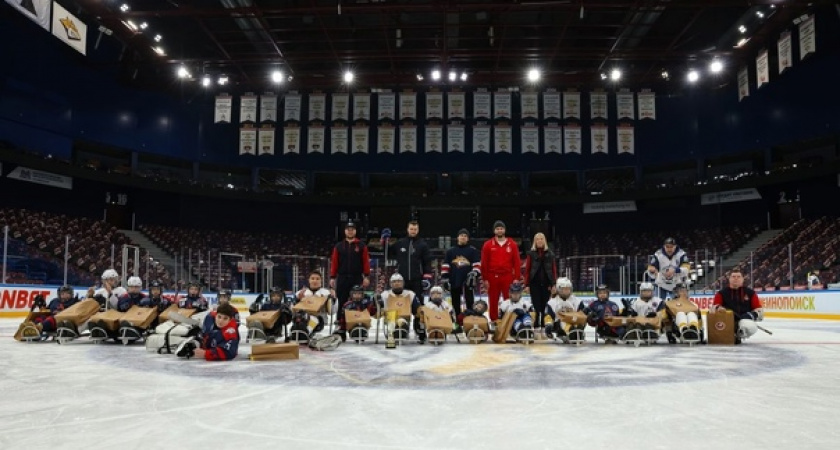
429;286;445;306
556;277;573;300
389;273;405;295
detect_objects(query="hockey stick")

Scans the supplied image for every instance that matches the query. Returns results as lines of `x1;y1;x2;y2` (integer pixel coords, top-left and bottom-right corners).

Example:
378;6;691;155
757;325;773;335
375;236;388;345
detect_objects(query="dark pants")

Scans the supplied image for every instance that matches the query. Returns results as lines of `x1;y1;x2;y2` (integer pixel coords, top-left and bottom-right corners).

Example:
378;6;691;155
530;280;551;328
336;274;363;329
450;284;475;317
405;279;424;305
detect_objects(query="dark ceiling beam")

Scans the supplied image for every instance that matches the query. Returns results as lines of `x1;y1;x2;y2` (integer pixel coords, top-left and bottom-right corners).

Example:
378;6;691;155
251;8;292;74
378;11;396;75
309;0;342;71
194;18;254;86
546;8;577;68
639;7;707;83
596;0;645;72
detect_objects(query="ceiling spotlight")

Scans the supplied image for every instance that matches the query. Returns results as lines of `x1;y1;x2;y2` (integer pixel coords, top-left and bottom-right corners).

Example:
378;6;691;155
218;75;229;86
661;70;669;80
460;72;468;81
202;76;212;87
123;20;138;31
120;4;130;12
343;70;354;83
527;69;541;82
154;34;162;42
600;73;608;80
139;22;148;30
431;69;441;81
416;73;424;81
738;25;747;34
176;66;189;79
610;69;621;81
735;37;749;48
271;70;284;83
448;71;457;82
687;70;700;83
152;46;165;56
756;11;765;19
710;60;723;73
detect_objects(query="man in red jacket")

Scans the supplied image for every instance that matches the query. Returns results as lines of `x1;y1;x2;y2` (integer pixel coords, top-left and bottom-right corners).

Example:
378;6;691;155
481;221;521;321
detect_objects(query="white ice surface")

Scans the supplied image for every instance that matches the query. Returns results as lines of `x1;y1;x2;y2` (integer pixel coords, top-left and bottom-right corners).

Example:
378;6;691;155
1;318;839;450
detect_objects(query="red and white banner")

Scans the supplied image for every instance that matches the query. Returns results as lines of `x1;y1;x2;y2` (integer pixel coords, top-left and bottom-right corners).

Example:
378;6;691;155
351;126;369;154
544;126;562;154
214;95;232;123
563;91;580;119
494;125;512;153
331;94;349;121
778;32;792;74
426;92;443;119
473;91;491;118
283;94;301;122
637;90;656;120
591;124;608;154
590;91;607;119
425;125;443;153
448;92;465;119
738;67;749;101
521;92;539;119
258;126;275;155
543;91;561;119
399;92;416;120
494;90;511;119
240;95;258;123
5;0;50;30
309;94;326;121
521;126;539;154
473;125;490;153
353;93;371;121
616;90;635;120
378;93;395;120
756;49;769;89
399;126;417;153
283;126;300;154
330;126;348;154
564;125;581;154
447;125;465;153
239;127;257;155
307;126;325;153
52;2;87;55
377;126;395;154
260;95;277;122
798;15;815;60
617;125;634;155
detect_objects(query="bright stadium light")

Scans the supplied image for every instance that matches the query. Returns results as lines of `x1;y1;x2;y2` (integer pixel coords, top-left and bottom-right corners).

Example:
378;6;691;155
527;68;541;82
218;75;229;85
448;71;457;82
610;69;621;81
710;60;723;74
687;70;700;83
202;76;212;87
431;69;441;81
120;4;130;12
176;66;189;79
460;72;468;81
271;70;284;83
154;34;162;42
343;70;354;84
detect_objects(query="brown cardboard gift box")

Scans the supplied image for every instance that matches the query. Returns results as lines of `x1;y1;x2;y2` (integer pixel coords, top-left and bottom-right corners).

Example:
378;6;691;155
158;304;180;322
292;296;328;314
634;314;662;329
707;310;736;345
14;311;52;341
493;310;516;344
246;310;281;329
604;316;633;327
559;311;588;325
54;299;100;325
249;343;299;361
122;306;158;328
345;309;372;329
664;299;700;316
386;296;412;318
462;315;489;334
89;309;124;331
421;307;453;333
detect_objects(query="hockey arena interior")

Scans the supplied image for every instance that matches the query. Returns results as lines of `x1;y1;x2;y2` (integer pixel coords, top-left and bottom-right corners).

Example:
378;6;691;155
2;1;840;449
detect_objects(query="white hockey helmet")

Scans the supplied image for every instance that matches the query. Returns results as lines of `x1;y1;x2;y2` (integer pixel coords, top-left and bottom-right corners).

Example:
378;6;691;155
101;269;119;281
390;273;404;284
556;277;573;290
640;282;654;291
127;276;143;288
429;286;444;295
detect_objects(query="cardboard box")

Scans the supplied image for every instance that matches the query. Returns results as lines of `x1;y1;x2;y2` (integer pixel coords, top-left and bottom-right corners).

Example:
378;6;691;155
386;296;412;318
90;309;124;331
122;306;158;329
634;315;662;329
247;310;281;329
707;310;736;345
665;299;699;317
462;316;489;334
292;296;328;314
421;307;453;333
559;311;587;325
250;343;299;361
493;311;516;344
604;316;633;327
173;308;197;322
14;311;52;341
54;299;100;325
158;304;180;322
345;309;371;330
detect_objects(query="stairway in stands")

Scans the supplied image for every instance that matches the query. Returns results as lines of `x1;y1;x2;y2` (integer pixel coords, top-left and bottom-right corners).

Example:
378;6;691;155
695;228;784;289
119;229;180;282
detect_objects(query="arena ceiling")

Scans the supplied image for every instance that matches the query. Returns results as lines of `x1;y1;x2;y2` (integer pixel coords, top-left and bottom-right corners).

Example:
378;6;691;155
79;0;829;90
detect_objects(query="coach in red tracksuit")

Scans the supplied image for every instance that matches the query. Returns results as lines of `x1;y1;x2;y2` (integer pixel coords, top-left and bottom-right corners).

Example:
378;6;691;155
481;220;521;321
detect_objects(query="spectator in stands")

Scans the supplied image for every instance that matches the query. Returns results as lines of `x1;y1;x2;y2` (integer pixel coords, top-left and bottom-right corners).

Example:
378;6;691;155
524;232;556;334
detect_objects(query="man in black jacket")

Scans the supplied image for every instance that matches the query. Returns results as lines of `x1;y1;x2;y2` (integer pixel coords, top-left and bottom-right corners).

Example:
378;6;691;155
384;221;433;301
441;228;481;318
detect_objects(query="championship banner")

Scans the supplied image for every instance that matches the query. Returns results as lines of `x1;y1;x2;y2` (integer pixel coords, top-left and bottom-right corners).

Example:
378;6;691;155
756;50;769;89
399;92;416;120
494;125;512;154
521;92;538;119
798;15;815;60
563;92;580;119
448;92;465;119
778;32;792;74
283;94;301;122
473;91;491;119
583;201;637;214
5;0;50;30
590;124;608;154
617;125;634;155
543;91;561;119
563;125;581;154
378;93;395;120
283;126;300;154
260;95;277;122
425;125;443;153
377;126;395;154
590;91;607;119
330;126;348;154
214;95;232;123
6;166;72;190
52;2;86;55
240;95;258;123
353;93;371;121
544;126;562;154
239;127;257;155
309;94;326;121
258;126;275;155
351;126;369;154
331;94;349;122
447;125;465;153
738;67;749;101
307;126;325;153
616;90;635;120
521;126;539;154
399;126;417;153
426;92;443;119
700;188;762;205
494;90;511;119
637;90;656;120
473;125;490;153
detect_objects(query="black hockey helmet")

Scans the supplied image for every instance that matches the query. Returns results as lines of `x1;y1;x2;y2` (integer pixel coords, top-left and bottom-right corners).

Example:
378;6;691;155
269;286;284;301
509;281;524;293
218;289;232;299
58;285;73;296
596;284;610;298
664;237;676;245
187;281;202;290
350;285;364;300
474;299;488;315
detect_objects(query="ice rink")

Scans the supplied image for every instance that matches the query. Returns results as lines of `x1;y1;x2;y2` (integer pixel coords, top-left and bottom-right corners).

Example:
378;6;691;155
1;317;838;450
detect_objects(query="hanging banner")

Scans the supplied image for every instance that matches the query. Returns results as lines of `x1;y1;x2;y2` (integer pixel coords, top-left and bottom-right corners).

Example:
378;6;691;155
590;124;608;154
331;94;349;122
52;2;87;55
738;67;749;101
260;95;277;122
309;94;326;121
700;188;762;205
521;126;539;154
426;92;443;119
563;125;581;154
283;126;300;154
590;91;608;119
214;95;232;123
494;125;512;154
798;15;815;60
494;90;511;119
425;125;443;153
616;91;635;120
448;92;465;119
283;94;301;122
377;126;395;154
583;201;637;214
637;90;656;120
378;93;396;120
778;32;792;74
353;93;371;121
563;92;580;119
6;166;72;190
258;126;275;155
447;125;465;153
473;125;490;153
521;92;539;119
239;127;257;155
544;126;562;154
399;92;417;120
399;126;417;153
330;126;348;154
6;0;51;30
240;95;258;123
617;125;635;155
307;126;325;153
543;91;561;119
473;91;491;119
351;126;369;154
756;50;769;89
